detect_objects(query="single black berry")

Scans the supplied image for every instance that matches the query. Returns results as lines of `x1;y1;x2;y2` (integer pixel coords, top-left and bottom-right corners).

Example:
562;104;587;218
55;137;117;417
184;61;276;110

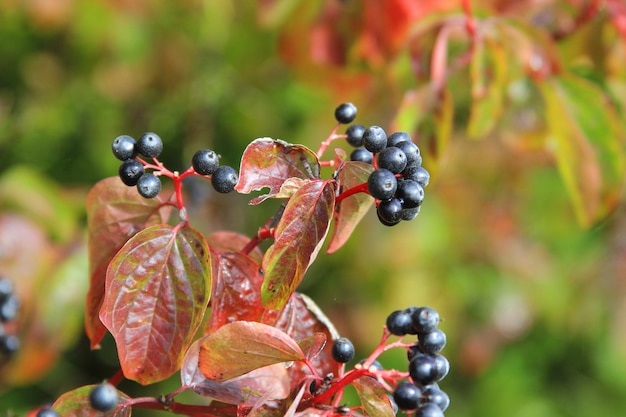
431;353;450;382
0;334;19;356
387;131;411;147
350;148;373;164
0;277;13;301
415;403;445;417
377;208;401;227
409;353;438;386
377;147;408;174
403;165;430;188
192;149;220;176
136;173;162;199
89;383;119;412
358;359;384;371
211;165;238;193
136;132;163;159
422;385;450;411
397;180;425;209
335;103;358;124
401;206;421;221
118;159;144;186
111;135;137;161
396;141;422;168
386;310;413;336
0;294;20;322
418;328;447;354
367;169;397;200
412;307;440;334
362;126;387;153
331;337;355;363
346;124;366;147
377;198;403;225
36;407;60;417
393;381;421;411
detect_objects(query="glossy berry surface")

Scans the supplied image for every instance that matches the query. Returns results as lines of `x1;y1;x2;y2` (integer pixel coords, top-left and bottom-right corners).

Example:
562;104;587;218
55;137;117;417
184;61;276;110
386;310;413;335
362;126;387;153
422;385;450;411
377;147;408;174
136;173;162;199
350;148;373;164
0;334;19;355
334;102;357;124
431;353;450;382
89;383;119;412
393;381;421;411
396;140;422;168
192;149;220;176
404;165;430;188
211;165;238;193
367;169;397;200
136;132;163;158
387;131;411;147
412;307;440;333
397;180;425;208
331;337;355;363
111;135;136;161
345;124;366;147
0;277;12;300
418;328;447;354
401;206;421;221
0;294;20;322
415;403;445;417
377;198;403;225
409;353;438;386
36;408;60;417
118;159;144;186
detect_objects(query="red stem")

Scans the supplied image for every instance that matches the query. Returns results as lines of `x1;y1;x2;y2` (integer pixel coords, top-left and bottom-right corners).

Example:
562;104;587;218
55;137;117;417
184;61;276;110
554;0;602;40
316;124;342;159
335;182;370;204
462;0;476;36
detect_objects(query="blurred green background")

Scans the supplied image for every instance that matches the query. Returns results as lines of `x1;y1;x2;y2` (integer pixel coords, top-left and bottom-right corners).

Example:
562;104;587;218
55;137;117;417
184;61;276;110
1;0;626;416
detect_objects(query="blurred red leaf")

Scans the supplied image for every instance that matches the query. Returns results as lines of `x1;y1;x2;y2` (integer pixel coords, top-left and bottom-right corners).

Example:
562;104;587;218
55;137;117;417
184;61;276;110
100;224;210;384
52;384;131;417
207;230;263;263
235;138;320;205
199;321;305;381
261;180;335;310
86;177;171;348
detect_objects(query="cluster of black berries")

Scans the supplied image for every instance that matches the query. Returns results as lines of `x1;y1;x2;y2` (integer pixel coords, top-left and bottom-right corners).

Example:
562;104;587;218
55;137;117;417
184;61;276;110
334;103;431;226
112;132;165;198
35;382;119;417
191;149;239;193
0;277;20;357
388;307;450;416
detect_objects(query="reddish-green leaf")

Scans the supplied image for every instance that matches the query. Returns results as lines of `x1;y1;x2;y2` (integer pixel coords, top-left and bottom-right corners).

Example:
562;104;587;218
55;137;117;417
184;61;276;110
207;230;263;263
538;73;625;227
327;161;374;254
100;224;211;385
261;180;335;310
205;250;265;335
353;377;396;417
86;177;171;348
198;321;305;381
52;385;131;417
181;336;290;405
235;138;321;204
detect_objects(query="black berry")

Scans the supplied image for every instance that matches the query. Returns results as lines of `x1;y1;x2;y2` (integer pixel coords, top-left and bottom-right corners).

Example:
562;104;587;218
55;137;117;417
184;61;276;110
136;173;162;199
412;307;440;334
393;381;421;411
377;147;408;174
0;334;19;356
0;277;12;301
377;198;403;225
386;310;413;336
415;403;445;417
346;124;366;147
397;180;425;209
387;131;411;147
118;159;144;186
418;329;447;354
367;169;397;200
89;383;119;412
401;206;421;221
350;148;373;164
422;385;450;411
396;141;422;168
36;408;60;417
431;353;450;382
409;353;438;386
192;149;220;176
362;126;387;153
335;103;358;124
0;294;20;322
358;359;383;371
136;132;163;159
211;165;238;193
403;165;430;188
331;337;355;363
111;135;136;161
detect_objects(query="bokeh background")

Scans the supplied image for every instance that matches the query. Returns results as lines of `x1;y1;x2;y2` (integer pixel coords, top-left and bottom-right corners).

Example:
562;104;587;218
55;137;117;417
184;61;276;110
1;0;626;416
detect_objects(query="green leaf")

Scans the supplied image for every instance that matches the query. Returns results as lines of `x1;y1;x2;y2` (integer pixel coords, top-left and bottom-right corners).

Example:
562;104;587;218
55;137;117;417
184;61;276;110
261;180;335;310
538;73;625;226
100;224;211;385
352;377;396;417
52;385;131;417
86;177;171;349
327;161;374;254
198;321;305;381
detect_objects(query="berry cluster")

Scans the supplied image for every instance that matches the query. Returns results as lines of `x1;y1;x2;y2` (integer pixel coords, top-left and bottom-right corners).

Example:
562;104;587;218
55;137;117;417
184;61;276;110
112;133;239;199
0;276;20;357
337;106;431;226
388;307;450;416
35;383;119;417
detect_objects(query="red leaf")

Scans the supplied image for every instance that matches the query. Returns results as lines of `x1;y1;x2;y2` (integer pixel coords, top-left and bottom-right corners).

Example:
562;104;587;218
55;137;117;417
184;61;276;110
261;180;335;310
52;385;131;417
327;161;374;254
207;230;263;263
181;336;290;406
298;333;327;361
235;138;321;204
199;321;305;381
100;224;211;385
352;377;396;417
205;250;265;335
86;177;171;348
